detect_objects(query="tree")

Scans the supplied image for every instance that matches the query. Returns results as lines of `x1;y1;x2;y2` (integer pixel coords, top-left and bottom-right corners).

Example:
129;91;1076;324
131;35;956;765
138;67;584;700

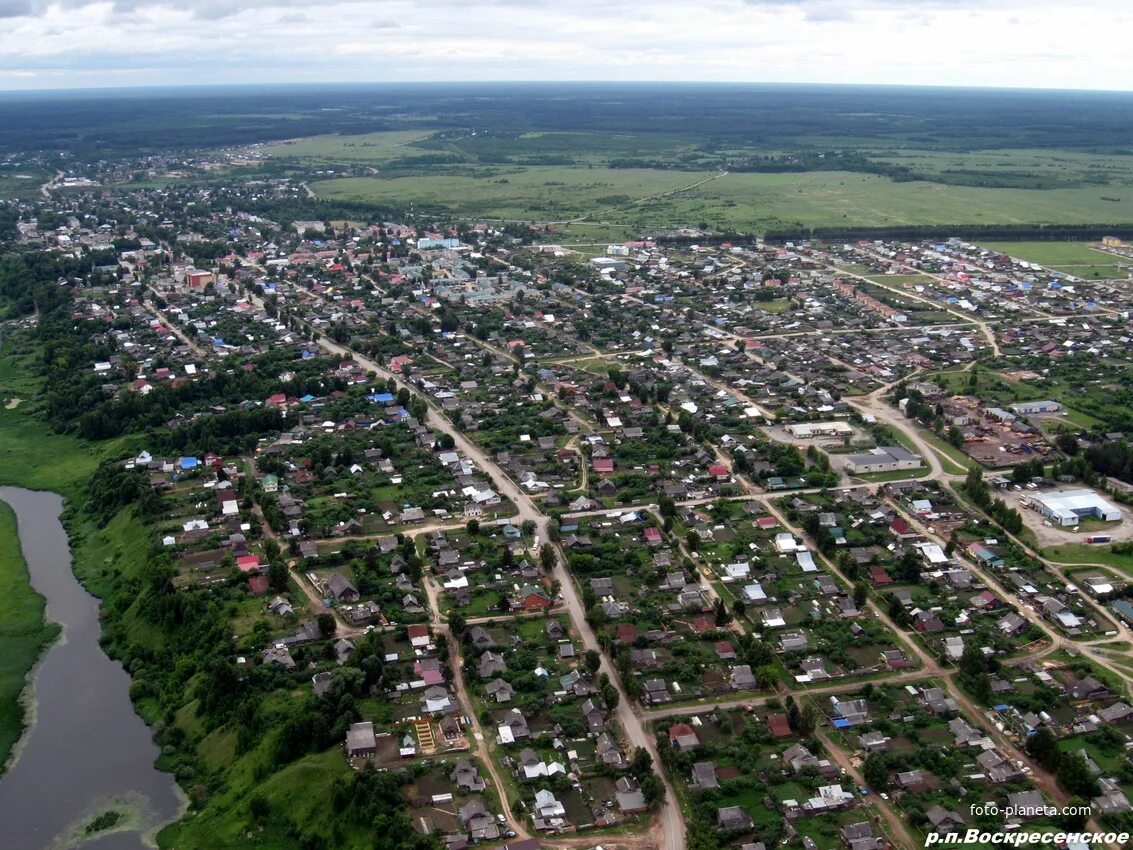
1058;752;1100;798
585;649;602;674
317;613;337;638
1057;433;1080;456
630;746;653;776
863;752;890;790
268;559;288;592
1025;726;1060;771
853;581;868;608
466;519;480;536
448;611;467;639
797;702;818;736
539;545;556;571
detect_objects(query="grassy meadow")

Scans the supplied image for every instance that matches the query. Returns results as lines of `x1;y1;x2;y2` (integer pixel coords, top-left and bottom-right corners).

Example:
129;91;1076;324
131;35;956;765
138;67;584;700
0;501;59;772
311;166;1133;232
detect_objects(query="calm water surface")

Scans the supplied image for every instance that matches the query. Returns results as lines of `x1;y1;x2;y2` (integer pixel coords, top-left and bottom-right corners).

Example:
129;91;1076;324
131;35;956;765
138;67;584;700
0;487;183;850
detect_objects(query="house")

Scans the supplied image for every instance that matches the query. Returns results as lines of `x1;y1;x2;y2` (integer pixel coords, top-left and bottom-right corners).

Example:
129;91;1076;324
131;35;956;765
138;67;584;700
858;732;890;752
615;777;648;814
716;806;753;831
766;713;792;738
407;624;431;649
831;697;870;726
925;805;966;834
668;723;700;749
486;678;515;703
897;769;928;792
1005;790;1046;819
691;761;719;789
920;687;957;715
533;788;566;823
262;644;296;669
596;732;627;768
498;709;530;742
998;612;1027;636
345;721;377;757
1068;675;1107;701
478;651;508;678
644;679;672;704
459;800;500;841
268;596;294;616
730;664;758;691
841;822;883;850
976;748;1020;783
1098;702;1133;723
783;743;820;773
1093;778;1133;814
326;572;359;602
468;626;496;650
581;698;606;732
948;717;983;746
515;587;553;611
451;758;487;792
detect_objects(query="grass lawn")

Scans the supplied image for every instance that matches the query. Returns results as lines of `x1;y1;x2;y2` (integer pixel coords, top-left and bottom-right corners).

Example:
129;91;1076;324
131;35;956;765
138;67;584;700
1042;543;1133;574
0;501;60;773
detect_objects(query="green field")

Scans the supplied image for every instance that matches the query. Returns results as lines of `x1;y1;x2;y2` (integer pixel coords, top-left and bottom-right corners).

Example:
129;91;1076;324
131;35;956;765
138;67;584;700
262;130;439;164
312;166;715;222
978;241;1114;266
312;166;1133;232
0;501;59;773
0;172;46;200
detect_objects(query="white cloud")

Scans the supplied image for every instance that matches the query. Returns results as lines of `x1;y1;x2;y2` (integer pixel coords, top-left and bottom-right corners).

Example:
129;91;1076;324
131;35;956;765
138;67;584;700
0;0;1128;90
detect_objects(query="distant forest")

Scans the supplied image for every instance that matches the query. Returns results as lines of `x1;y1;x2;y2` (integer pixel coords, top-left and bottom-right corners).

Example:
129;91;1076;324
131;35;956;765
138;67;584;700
4;82;1133;160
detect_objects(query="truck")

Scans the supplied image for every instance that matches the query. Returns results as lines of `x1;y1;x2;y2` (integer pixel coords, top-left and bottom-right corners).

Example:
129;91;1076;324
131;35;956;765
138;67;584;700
1085;535;1111;544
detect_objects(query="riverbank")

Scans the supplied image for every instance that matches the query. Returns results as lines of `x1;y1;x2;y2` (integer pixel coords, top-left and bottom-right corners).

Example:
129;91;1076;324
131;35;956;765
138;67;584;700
0;499;59;773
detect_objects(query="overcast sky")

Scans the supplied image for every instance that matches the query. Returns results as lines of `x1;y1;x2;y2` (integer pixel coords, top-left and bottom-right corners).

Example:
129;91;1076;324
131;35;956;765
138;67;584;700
0;0;1128;91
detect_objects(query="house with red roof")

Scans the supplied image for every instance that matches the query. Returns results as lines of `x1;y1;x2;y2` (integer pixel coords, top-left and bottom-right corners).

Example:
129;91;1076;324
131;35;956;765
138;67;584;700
615;624;637;644
707;464;729;480
868;566;893;585
766;713;792;738
643;527;663;546
236;555;261;573
389;355;413;373
889;518;917;539
593;458;615;475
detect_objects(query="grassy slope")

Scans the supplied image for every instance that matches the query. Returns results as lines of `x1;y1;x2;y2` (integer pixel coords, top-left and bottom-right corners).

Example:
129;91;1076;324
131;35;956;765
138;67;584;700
0;501;60;770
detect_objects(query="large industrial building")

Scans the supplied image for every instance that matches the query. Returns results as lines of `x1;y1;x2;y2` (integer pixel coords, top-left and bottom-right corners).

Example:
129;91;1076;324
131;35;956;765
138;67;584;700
844;446;922;474
1033;489;1121;527
1009;400;1063;415
786;422;854;439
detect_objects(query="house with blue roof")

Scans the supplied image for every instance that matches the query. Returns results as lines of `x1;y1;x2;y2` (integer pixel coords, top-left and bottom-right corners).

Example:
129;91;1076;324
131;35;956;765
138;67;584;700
179;457;199;470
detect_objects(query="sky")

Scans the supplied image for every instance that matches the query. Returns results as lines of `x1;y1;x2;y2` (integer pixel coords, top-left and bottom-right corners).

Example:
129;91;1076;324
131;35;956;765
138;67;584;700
0;0;1129;91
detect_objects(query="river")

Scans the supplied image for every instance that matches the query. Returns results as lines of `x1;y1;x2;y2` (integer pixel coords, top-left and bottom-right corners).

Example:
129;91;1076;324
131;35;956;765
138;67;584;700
0;488;183;850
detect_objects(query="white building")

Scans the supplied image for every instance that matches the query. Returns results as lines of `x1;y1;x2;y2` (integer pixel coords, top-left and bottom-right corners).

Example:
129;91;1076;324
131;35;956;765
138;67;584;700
786;421;854;439
1034;489;1120;527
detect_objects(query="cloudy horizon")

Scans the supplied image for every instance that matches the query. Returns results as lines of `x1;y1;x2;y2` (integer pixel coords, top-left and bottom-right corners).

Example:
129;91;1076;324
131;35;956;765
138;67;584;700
0;0;1129;92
